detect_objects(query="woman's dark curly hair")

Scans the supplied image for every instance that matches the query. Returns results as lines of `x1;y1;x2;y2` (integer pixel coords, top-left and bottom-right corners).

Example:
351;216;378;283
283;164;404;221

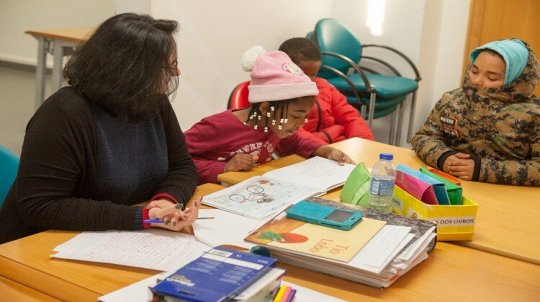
64;13;179;122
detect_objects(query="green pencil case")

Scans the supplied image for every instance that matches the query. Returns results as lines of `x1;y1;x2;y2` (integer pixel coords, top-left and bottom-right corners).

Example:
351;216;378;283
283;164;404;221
340;162;371;207
419;167;463;205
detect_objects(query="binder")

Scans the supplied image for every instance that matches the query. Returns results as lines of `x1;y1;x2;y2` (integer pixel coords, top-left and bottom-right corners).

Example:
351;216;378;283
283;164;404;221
420;167;463;205
152;246;276;302
395;164;451;205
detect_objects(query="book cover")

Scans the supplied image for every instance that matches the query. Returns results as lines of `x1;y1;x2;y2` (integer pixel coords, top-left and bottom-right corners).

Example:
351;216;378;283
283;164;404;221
151;246;276;302
244;208;386;262
419;167;463;205
307;196;438;254
396;164;451;205
259;197;438;288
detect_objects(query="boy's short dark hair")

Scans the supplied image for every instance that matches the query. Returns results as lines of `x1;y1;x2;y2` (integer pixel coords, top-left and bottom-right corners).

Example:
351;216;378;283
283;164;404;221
279;37;322;65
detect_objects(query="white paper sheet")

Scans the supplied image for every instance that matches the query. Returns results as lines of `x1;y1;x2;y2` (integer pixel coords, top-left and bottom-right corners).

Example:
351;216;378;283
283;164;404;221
263;156;356;192
203;176;320;220
349;225;413;274
193;208;268;249
52;230;211;271
98;273;343;302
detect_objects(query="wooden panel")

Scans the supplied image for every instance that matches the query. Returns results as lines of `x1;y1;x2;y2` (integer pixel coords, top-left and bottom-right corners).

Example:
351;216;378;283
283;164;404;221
1;230;540;301
464;0;540;94
0;276;61;302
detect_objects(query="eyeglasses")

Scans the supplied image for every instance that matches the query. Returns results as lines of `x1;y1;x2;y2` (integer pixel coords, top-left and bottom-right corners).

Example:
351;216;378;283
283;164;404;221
163;59;178;70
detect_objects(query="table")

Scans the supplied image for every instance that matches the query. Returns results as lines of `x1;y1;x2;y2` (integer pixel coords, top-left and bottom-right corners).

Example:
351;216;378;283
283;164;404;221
25;27;93;108
0;276;61;302
1;183;539;301
218;137;540;264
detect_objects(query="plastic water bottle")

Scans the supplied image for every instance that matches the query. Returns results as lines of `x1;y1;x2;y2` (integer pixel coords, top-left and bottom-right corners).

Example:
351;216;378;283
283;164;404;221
368;153;396;214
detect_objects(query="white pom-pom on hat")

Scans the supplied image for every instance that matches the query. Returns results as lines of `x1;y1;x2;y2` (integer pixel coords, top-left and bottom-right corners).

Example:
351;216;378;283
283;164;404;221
241;45;266;72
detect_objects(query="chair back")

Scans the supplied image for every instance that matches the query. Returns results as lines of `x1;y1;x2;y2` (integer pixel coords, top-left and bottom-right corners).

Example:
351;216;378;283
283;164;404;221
0;145;19;205
314;18;362;78
227;81;251;110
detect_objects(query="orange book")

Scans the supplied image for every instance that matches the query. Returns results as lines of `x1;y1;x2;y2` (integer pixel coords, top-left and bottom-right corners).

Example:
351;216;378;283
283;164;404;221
427;167;461;186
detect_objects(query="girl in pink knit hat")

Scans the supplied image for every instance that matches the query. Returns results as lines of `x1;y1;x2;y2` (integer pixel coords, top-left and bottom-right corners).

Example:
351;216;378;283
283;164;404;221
185;46;354;184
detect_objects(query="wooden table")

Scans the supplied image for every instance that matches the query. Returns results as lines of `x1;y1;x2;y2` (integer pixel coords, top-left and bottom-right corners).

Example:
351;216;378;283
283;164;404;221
0;276;61;302
25;27;93;108
218;137;540;265
1;183;539;302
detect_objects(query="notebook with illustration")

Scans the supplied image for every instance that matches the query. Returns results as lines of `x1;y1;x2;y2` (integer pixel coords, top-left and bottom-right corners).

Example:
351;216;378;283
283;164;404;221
203;157;356;220
395;164;450;205
244;207;386;262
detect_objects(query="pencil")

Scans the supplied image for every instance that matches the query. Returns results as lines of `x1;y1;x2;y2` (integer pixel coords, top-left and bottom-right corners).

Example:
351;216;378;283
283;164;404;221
143;217;214;223
281;286;293;302
286;289;296;302
272;285;288;302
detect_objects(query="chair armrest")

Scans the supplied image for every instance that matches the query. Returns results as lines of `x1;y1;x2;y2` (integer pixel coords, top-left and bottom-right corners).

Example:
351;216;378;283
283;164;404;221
320;51;374;92
319;65;364;108
362;44;422;81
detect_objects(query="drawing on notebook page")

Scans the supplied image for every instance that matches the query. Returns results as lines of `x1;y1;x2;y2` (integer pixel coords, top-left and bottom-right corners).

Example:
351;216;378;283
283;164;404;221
204;157;357;220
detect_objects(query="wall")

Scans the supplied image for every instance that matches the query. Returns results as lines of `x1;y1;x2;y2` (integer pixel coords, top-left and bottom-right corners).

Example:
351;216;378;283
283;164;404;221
146;0;470;146
147;0;335;134
0;0;115;66
0;0;471;147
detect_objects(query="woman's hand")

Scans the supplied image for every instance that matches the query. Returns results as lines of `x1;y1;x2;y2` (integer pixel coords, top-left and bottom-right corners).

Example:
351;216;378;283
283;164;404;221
443;153;475;180
224;153;259;172
146;199;177;224
313;145;355;165
146;198;201;232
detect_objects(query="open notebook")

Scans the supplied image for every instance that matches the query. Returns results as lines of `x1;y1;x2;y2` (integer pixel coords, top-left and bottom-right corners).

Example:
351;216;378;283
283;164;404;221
203;157;356;220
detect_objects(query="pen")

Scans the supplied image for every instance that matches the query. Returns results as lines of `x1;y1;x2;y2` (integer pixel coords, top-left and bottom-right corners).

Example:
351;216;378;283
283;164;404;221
286;289;296;302
143;217;214;223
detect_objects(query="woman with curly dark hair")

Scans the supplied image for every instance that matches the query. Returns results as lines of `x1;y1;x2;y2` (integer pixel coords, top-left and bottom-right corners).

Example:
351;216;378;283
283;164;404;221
0;13;199;243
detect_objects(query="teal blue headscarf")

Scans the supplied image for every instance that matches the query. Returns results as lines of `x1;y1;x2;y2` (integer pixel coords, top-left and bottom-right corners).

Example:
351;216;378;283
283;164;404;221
470;39;529;85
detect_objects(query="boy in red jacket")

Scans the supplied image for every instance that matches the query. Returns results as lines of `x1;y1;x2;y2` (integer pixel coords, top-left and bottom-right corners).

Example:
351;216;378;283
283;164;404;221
279;37;374;143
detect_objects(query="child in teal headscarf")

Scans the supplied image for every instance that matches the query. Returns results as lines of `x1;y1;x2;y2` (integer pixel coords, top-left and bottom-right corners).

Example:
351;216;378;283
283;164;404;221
412;39;540;186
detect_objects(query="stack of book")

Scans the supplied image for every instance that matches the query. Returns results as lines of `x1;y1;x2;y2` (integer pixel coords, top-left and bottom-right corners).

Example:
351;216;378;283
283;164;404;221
151;246;286;302
244;197;437;288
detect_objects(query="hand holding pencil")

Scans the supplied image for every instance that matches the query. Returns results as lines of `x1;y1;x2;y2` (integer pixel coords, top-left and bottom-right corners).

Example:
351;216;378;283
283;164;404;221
146;197;202;232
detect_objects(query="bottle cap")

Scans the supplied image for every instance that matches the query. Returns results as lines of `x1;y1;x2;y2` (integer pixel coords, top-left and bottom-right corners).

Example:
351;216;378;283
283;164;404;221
379;153;393;160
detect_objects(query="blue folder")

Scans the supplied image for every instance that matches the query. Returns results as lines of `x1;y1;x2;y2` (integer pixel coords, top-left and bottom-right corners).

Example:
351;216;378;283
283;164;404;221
396;164;451;205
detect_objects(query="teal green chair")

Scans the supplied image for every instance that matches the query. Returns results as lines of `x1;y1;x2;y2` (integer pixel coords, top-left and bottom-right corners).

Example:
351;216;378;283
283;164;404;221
311;18;421;145
0;145;19;205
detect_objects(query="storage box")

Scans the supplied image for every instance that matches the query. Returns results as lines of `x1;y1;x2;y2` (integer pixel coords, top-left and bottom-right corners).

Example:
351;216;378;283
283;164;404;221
391;186;478;241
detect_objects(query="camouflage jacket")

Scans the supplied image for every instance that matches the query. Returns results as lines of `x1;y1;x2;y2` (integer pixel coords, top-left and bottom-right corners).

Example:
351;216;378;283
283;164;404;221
412;42;540;186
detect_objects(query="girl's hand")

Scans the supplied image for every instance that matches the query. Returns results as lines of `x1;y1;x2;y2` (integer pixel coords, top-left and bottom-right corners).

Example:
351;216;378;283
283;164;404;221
313;145;355;165
224;153;259;172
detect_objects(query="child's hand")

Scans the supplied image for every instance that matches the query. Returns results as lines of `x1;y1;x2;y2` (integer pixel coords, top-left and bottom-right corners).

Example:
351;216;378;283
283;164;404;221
224;153;259;172
313;145;355;165
444;152;474;180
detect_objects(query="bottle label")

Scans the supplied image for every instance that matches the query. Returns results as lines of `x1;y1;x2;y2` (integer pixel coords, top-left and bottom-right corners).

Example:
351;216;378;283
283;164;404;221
370;178;394;195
